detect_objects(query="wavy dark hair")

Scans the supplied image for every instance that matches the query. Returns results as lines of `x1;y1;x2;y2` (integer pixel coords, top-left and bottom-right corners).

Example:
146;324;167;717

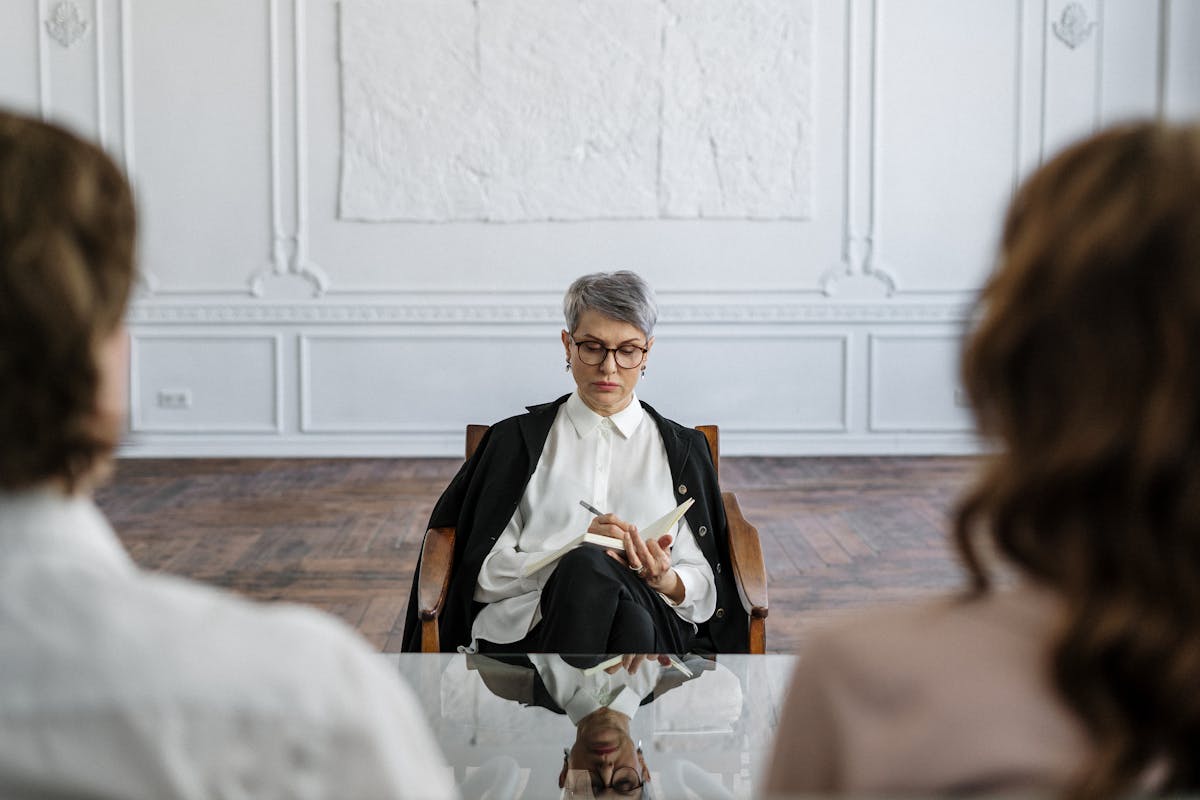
955;121;1200;797
0;111;136;491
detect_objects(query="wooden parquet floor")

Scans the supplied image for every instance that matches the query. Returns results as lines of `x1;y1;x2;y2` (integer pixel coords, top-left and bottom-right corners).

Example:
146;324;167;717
94;456;980;653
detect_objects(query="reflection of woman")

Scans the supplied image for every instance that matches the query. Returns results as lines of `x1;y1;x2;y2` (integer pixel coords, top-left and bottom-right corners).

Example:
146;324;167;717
402;272;747;653
767;123;1200;795
543;655;664;799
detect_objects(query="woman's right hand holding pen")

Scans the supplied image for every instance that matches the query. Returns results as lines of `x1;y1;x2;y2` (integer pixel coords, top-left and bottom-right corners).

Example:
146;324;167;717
587;512;635;543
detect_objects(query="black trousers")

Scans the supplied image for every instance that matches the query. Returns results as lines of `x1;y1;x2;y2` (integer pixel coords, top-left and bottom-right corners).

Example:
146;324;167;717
479;546;696;657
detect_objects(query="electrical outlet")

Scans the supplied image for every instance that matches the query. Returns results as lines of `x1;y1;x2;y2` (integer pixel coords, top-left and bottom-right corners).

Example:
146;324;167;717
156;389;192;410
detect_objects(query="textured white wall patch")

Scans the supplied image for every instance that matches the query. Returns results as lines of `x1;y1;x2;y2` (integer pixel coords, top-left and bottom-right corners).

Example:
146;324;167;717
339;0;813;222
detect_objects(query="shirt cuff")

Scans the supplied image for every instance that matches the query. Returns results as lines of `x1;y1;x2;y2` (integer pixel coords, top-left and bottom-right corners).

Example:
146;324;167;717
657;566;697;613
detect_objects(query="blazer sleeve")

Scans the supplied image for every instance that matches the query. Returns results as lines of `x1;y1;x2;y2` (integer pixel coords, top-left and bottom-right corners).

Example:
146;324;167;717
399;427;494;651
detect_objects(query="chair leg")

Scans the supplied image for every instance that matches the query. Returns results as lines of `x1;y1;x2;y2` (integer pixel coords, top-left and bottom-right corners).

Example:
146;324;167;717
421;618;440;653
749;617;766;655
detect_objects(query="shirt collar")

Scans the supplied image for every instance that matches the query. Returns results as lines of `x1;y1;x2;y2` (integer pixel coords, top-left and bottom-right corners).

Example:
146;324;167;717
565;391;645;440
0;486;133;573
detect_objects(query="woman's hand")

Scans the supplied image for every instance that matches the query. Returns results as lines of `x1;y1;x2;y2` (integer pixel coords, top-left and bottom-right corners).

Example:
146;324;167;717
604;654;672;675
617;526;686;603
586;513;635;543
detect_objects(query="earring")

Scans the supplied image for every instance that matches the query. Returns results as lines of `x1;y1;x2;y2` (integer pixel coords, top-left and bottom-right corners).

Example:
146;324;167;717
637;740;643;754
563;748;569;760
565;359;572;372
641;366;646;377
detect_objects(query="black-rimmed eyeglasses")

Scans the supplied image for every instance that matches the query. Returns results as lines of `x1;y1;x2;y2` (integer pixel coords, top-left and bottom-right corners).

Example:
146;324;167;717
563;766;644;797
572;340;648;370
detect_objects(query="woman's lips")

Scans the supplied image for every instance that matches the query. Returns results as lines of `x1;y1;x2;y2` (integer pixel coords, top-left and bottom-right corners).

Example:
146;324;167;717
593;382;620;391
589;744;619;755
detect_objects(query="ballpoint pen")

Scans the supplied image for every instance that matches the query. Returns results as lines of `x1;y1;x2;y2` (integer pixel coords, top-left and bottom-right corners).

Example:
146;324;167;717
578;499;606;517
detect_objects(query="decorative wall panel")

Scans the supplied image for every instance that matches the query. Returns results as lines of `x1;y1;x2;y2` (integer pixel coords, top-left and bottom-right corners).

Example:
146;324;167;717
0;2;40;115
131;334;282;433
130;1;273;291
1042;0;1102;158
338;0;813;222
301;333;568;432
1;0;1192;456
1165;0;1200;119
868;334;972;432
649;334;847;433
1097;0;1163;124
876;0;1022;294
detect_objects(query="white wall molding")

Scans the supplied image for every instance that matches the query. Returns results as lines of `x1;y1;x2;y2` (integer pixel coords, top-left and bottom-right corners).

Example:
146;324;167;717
117;430;985;459
37;0;50;118
821;0;894;298
249;0;328;299
1052;2;1098;50
43;1;90;49
863;0;898;295
1156;0;1169;116
127;300;972;326
93;0;106;147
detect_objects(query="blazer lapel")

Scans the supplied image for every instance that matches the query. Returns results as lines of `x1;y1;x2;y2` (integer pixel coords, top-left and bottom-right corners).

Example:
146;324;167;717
517;394;570;470
640;400;693;483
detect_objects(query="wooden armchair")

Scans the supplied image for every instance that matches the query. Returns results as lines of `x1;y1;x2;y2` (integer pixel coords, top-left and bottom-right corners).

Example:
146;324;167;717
417;425;769;653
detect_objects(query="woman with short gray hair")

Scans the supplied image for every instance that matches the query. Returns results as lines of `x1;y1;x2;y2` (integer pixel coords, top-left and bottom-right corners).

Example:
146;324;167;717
402;271;747;657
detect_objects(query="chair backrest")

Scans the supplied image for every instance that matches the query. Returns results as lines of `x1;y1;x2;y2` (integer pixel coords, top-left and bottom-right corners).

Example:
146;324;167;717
465;423;719;476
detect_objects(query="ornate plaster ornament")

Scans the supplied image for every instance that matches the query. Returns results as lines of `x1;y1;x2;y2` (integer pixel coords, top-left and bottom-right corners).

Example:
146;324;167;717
1052;2;1097;50
45;1;89;49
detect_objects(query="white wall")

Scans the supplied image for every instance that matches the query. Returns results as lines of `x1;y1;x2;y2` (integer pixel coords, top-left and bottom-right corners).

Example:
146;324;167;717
3;0;1197;457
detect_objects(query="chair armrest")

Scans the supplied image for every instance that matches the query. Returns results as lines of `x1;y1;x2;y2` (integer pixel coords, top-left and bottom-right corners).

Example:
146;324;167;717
723;492;768;619
418;526;456;623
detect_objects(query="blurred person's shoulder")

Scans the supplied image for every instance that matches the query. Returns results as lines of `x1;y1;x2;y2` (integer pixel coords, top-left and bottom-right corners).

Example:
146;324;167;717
806;584;1064;682
789;585;1087;790
0;494;451;797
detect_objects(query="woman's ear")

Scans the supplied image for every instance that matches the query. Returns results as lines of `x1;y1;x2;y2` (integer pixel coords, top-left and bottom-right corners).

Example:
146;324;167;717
561;329;572;358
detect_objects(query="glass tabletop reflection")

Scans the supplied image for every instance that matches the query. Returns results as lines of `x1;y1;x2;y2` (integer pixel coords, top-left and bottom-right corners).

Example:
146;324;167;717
383;652;798;799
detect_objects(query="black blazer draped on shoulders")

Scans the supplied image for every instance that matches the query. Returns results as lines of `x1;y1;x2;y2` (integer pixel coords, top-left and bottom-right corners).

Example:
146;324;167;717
400;394;749;653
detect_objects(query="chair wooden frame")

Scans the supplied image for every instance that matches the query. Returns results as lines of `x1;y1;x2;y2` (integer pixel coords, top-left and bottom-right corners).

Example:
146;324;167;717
417;424;769;653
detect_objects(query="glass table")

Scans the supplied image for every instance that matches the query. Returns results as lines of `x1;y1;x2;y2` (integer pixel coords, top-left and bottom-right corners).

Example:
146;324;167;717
384;653;798;799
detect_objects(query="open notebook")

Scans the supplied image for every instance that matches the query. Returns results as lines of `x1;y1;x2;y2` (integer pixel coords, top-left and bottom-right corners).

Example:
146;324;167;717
520;498;695;578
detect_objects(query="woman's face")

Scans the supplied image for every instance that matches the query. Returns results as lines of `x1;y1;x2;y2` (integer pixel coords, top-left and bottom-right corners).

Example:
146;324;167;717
561;310;653;417
561;708;649;797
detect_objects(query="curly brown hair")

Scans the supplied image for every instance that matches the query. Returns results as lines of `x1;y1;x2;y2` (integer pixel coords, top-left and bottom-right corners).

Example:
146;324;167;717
955;121;1200;797
0;111;136;491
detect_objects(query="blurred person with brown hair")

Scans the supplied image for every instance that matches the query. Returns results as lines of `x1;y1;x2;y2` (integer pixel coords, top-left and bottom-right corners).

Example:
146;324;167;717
0;110;455;798
766;121;1200;797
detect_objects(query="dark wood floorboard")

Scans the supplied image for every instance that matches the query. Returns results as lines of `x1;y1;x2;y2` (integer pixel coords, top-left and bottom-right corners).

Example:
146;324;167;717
94;456;980;653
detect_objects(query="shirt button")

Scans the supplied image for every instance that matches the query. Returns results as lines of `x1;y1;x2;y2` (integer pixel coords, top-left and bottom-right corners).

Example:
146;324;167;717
678;484;688;495
698;525;707;537
715;607;725;619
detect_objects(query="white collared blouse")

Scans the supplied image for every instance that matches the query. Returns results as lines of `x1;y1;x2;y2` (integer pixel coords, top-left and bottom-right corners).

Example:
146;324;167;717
471;392;717;647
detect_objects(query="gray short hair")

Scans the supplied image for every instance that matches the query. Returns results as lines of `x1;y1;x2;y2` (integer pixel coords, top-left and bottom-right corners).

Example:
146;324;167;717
563;271;658;338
